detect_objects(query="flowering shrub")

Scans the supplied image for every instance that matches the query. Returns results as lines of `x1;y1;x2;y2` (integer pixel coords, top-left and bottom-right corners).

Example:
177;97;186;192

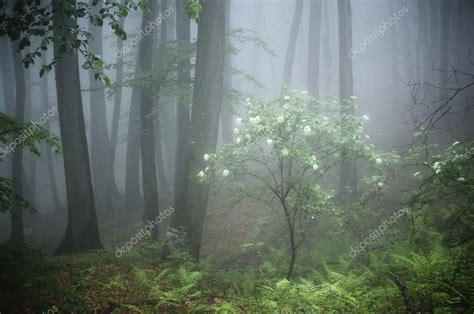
198;91;382;278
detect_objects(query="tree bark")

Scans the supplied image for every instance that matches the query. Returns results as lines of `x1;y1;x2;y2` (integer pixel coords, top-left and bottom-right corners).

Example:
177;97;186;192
337;0;357;199
41;52;61;210
171;0;191;229
220;0;233;143
139;0;160;240
176;0;226;259
104;0;126;212
8;41;26;247
124;13;144;212
53;0;102;254
88;0;111;210
307;0;322;100
281;0;303;90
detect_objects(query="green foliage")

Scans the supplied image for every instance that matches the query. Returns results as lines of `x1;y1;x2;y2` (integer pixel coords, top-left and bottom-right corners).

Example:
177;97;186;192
0;0;143;83
0;113;61;213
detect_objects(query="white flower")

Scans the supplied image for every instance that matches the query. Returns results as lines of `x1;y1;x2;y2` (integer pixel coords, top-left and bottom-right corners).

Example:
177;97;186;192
365;134;370;139
413;172;420;177
249;116;261;125
266;138;273;145
452;141;460;146
436;168;441;174
433;161;441;169
236;137;241;144
362;115;369;121
312;164;319;170
281;148;289;157
350;96;358;100
457;177;465;182
222;169;229;177
246;97;251;103
233;128;239;134
303;126;312;136
277;115;285;123
197;171;205;178
375;158;382;164
284;95;291;101
235;118;243;126
311;215;315;220
203;154;210;161
322;116;329;121
377;182;384;188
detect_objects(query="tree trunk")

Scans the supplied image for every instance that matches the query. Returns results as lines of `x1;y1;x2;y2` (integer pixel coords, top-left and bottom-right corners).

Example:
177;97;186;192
440;0;450;85
53;0;102;254
139;0;160;240
88;0;110;210
154;0;172;203
307;0;322;100
175;0;226;259
8;41;26;247
124;13;144;212
171;0;191;229
220;0;233;143
41;52;61;210
281;0;303;90
104;0;126;212
337;0;357;199
24;54;36;206
0;38;15;182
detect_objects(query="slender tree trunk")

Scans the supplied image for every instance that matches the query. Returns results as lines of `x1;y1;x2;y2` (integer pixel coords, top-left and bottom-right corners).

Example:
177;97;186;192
171;0;191;229
139;0;160;240
88;0;110;210
24;54;36;206
322;0;333;95
0;38;15;182
154;0;172;202
41;52;61;210
53;0;102;254
176;0;226;259
8;41;26;247
440;0;450;85
281;0;303;90
416;0;428;82
338;0;357;199
220;0;233;143
124;13;144;211
307;0;322;100
104;0;126;212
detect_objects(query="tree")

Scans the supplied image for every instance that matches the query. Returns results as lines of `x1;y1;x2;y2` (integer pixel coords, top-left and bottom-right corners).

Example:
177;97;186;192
172;0;192;229
139;0;160;240
200;92;379;278
88;0;111;210
124;14;144;212
173;0;226;258
307;0;322;100
8;41;26;247
41;51;61;210
52;0;102;254
104;0;126;212
281;0;303;90
337;0;357;199
220;0;233;144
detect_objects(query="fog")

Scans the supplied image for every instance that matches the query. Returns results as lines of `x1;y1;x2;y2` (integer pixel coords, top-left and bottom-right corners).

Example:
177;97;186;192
0;0;473;312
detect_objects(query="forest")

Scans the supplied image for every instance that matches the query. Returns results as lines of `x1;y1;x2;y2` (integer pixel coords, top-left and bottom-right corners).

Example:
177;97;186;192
0;0;473;312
